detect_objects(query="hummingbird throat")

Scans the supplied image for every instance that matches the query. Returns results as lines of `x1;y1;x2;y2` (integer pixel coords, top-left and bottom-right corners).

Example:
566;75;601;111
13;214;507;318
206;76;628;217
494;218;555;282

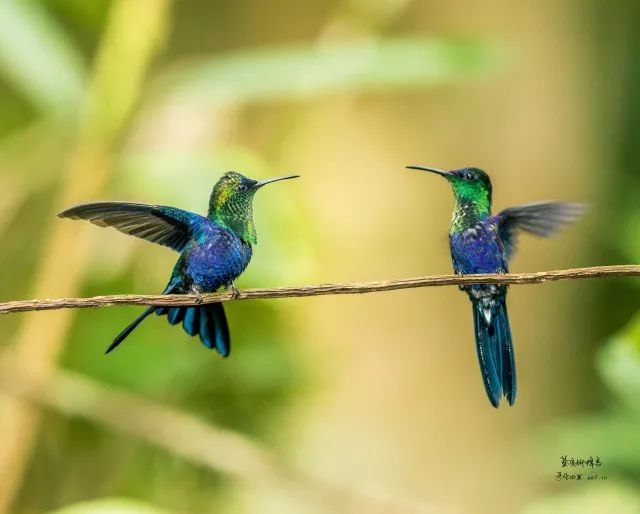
210;196;257;245
448;176;492;233
451;195;491;233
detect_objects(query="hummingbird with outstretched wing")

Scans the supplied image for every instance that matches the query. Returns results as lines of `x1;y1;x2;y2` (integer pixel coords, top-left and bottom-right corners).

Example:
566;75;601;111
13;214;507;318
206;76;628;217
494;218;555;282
59;171;298;356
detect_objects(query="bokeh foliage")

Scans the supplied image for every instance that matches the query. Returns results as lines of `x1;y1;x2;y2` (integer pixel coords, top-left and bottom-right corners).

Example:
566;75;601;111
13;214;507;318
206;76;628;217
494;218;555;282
0;1;504;513
3;0;639;513
522;2;640;511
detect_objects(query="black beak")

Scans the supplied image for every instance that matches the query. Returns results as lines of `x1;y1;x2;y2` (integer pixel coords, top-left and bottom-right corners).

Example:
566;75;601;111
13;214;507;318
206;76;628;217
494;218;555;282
406;165;449;177
255;175;300;188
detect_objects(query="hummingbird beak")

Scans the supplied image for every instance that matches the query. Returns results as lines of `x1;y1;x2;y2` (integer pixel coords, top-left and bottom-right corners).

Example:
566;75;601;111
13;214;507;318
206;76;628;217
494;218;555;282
406;165;450;177
255;175;300;188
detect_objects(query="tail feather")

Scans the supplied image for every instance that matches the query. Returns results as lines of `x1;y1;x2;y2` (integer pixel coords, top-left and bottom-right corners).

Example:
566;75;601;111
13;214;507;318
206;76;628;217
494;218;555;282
107;282;179;354
198;303;230;356
106;306;156;354
200;307;214;349
472;305;501;407
165;304;230;357
210;303;231;357
106;281;231;357
472;301;516;407
167;306;185;325
183;307;200;336
498;303;516;405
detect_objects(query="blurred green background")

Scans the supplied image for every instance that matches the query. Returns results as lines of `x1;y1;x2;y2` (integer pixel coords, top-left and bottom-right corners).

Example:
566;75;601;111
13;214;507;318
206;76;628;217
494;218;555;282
0;1;639;513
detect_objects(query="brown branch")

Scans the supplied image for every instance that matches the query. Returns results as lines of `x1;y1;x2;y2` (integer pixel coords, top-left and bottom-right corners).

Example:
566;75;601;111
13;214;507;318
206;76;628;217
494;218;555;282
1;265;638;315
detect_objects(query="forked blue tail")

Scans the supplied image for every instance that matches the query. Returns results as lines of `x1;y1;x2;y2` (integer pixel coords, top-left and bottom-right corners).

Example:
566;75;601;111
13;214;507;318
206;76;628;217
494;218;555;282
107;283;230;357
472;300;516;407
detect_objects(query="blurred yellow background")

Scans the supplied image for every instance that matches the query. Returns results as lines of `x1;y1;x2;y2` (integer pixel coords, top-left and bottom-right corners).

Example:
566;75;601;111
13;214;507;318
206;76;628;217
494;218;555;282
1;1;639;513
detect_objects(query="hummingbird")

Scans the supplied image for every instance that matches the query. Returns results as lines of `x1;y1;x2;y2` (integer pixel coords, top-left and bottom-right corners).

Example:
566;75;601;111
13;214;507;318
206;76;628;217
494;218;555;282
408;165;583;407
59;171;298;357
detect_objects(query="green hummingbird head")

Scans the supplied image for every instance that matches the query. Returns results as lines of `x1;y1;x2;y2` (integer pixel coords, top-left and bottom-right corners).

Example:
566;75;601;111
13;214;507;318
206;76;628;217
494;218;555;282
408;165;493;215
208;171;299;244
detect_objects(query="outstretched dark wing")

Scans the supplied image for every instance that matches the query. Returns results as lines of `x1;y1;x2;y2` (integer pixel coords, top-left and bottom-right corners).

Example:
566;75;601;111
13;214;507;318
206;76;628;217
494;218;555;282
494;202;585;259
58;202;203;252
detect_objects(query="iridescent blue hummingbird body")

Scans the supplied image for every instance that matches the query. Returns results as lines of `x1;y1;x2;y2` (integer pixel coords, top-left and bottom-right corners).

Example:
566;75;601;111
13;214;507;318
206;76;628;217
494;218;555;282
59;171;298;356
409;165;583;407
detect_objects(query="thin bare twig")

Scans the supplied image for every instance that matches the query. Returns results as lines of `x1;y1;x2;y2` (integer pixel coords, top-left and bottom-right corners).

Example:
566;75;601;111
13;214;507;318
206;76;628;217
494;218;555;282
1;265;638;315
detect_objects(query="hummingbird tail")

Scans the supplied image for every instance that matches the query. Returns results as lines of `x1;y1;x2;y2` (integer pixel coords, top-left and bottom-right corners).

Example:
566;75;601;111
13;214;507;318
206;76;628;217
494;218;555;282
200;303;230;357
161;303;230;357
107;282;178;354
106;306;156;354
472;300;516;407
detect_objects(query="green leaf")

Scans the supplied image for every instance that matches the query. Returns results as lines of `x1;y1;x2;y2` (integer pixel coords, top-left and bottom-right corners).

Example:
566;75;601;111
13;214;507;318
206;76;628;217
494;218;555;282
0;1;85;118
45;498;171;514
156;37;503;105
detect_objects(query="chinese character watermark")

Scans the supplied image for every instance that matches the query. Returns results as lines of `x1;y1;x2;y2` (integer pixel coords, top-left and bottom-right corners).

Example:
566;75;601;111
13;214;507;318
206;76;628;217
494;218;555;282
555;456;607;481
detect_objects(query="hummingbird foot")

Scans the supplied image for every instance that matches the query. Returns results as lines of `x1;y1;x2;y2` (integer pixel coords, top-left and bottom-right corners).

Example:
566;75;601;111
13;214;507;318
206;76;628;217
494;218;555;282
227;283;241;300
190;285;204;304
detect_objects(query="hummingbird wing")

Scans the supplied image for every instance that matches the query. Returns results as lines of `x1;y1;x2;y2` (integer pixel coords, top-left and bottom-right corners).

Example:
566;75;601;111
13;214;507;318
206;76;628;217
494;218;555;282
494;202;585;259
58;202;203;252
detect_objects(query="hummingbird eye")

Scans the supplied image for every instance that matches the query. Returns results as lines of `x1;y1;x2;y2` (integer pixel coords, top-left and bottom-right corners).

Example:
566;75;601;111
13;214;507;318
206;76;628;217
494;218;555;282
463;172;475;181
237;183;248;192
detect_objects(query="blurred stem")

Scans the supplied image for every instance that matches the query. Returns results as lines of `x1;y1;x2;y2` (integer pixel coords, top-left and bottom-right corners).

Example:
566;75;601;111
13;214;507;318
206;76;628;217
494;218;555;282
0;1;173;512
0;356;446;514
0;0;85;120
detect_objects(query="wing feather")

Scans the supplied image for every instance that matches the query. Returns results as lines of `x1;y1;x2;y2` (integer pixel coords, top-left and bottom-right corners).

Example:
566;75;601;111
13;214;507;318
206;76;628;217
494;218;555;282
58;201;203;252
494;202;585;259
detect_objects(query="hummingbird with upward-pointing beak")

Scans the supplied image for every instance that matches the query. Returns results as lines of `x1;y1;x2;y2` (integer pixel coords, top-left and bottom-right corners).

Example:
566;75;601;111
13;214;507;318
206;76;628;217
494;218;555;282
59;171;298;356
408;165;584;407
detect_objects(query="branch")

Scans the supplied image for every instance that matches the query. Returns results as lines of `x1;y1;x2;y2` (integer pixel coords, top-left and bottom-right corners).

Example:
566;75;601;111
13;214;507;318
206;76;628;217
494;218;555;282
1;265;639;315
